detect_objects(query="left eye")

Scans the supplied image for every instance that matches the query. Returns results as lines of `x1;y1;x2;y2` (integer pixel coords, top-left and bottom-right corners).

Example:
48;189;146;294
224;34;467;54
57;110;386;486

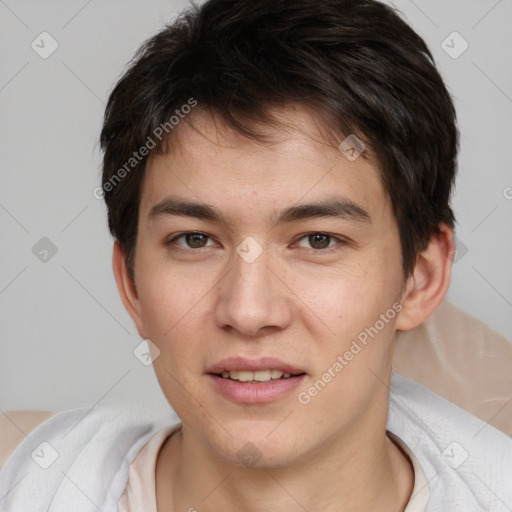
295;233;343;251
169;232;215;249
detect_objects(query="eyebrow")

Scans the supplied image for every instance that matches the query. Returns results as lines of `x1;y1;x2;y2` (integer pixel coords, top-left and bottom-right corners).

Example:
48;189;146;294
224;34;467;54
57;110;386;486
148;196;371;225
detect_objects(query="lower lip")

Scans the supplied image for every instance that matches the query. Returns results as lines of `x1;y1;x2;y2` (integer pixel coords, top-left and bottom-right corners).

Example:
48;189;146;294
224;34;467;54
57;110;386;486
207;374;306;403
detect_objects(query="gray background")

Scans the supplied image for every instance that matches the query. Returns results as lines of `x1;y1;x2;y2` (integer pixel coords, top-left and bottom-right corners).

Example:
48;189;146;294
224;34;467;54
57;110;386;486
1;0;511;413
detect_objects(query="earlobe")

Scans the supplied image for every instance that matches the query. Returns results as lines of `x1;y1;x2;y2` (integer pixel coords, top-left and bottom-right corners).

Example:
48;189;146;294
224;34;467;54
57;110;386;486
112;241;147;338
396;224;455;332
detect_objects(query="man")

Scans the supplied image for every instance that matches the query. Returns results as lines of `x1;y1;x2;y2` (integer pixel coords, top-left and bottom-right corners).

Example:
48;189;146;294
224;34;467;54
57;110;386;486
1;0;510;510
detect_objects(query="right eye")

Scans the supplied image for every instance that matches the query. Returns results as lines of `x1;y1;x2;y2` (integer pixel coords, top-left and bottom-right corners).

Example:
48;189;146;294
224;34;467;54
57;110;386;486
164;232;217;251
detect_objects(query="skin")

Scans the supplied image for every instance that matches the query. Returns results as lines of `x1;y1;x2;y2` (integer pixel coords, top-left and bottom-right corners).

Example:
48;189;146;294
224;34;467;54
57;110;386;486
113;106;455;511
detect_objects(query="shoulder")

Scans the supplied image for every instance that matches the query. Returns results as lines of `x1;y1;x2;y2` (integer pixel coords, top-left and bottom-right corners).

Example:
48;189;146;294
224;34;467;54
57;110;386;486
388;372;512;511
0;410;55;468
0;405;179;511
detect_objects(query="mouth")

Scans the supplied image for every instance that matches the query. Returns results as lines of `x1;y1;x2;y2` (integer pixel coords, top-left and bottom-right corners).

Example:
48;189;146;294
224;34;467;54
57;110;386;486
212;369;306;383
206;356;307;403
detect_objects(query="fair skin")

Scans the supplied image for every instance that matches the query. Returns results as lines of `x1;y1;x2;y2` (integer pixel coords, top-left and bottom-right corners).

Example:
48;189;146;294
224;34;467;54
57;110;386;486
113;107;454;512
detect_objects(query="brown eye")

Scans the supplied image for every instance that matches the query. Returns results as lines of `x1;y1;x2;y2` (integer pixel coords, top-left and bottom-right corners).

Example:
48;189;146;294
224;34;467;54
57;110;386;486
185;233;208;248
308;233;331;249
295;232;348;253
165;232;215;250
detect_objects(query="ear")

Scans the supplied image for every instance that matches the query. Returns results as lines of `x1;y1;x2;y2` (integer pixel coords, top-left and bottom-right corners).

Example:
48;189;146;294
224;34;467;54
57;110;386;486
396;223;455;331
112;241;148;339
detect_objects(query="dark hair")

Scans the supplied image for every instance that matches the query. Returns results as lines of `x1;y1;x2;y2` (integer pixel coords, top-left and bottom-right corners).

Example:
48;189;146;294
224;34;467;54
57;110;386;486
100;0;458;282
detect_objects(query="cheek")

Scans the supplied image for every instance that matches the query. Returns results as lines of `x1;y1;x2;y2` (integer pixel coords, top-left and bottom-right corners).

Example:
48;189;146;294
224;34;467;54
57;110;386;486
302;259;397;326
137;274;175;339
135;236;203;331
135;261;199;346
294;254;402;371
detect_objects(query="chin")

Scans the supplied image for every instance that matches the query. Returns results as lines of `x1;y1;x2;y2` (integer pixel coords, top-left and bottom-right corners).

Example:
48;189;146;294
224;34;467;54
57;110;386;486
215;430;308;470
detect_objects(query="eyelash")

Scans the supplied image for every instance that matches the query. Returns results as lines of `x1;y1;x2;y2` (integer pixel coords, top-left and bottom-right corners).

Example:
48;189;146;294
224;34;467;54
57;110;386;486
164;231;348;254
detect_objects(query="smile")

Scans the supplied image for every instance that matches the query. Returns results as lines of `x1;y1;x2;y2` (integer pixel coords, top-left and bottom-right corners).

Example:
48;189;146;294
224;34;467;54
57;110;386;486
208;372;306;403
217;369;300;382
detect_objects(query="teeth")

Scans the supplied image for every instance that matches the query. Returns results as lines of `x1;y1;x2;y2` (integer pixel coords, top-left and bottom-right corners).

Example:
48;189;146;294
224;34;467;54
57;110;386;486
238;370;254;382
219;369;295;382
253;370;271;382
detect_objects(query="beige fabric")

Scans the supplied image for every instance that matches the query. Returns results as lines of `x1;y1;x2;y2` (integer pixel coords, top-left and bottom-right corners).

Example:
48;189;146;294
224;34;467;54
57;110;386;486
389;432;429;512
0;410;55;468
117;424;181;512
393;300;512;435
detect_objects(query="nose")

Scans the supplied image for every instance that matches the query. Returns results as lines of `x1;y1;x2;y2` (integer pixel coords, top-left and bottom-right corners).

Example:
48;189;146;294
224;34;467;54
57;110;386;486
214;245;293;337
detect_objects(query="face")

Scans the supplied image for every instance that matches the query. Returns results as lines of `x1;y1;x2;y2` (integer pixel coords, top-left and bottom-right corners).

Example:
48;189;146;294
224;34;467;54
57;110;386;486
128;107;406;468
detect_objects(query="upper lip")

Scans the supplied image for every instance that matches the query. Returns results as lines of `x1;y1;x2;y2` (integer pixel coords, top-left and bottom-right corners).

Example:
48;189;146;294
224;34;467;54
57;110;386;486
207;356;306;375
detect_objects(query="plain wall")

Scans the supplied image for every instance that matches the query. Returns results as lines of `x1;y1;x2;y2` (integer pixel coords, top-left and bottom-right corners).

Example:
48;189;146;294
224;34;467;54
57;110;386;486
1;0;511;412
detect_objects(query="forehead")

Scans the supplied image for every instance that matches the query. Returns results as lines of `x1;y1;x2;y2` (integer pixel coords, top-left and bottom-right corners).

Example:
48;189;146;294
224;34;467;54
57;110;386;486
160;106;377;172
140;107;390;226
